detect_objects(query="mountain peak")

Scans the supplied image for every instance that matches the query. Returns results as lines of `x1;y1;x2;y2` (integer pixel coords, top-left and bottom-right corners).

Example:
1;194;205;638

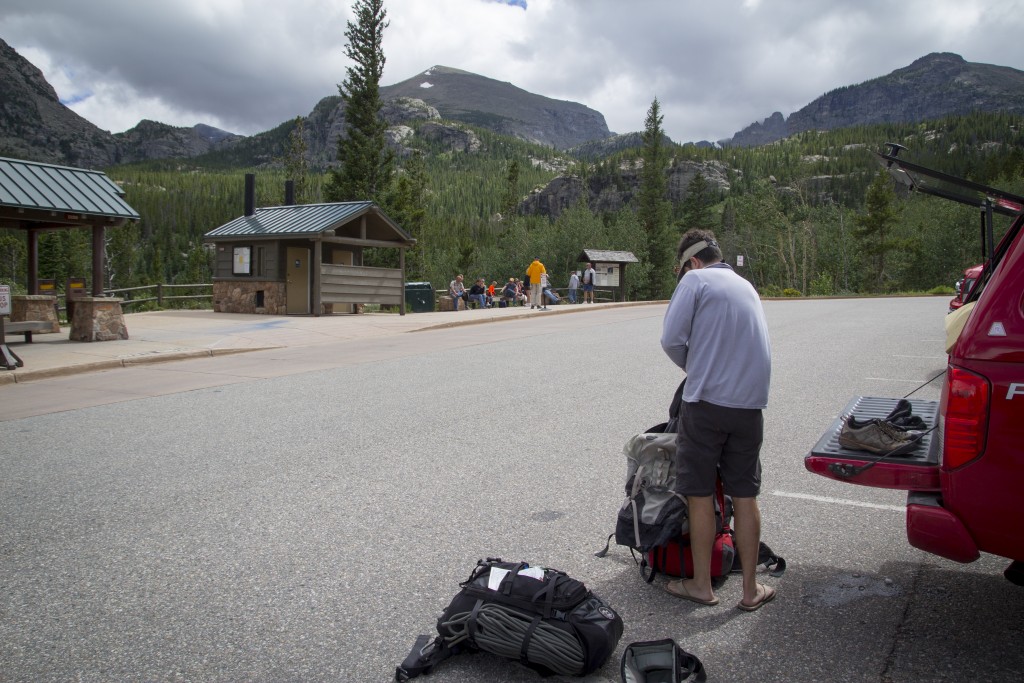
421;65;472;76
724;53;1024;147
382;65;610;149
909;52;966;68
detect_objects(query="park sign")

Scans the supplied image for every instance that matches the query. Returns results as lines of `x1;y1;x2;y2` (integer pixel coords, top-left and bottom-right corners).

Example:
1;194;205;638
0;285;10;316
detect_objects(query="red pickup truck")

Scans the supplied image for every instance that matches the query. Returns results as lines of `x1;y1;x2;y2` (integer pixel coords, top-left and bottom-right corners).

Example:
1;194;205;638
806;145;1024;584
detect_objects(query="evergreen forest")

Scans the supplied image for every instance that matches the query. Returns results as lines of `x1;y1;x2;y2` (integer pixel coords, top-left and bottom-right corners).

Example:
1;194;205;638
3;110;1024;305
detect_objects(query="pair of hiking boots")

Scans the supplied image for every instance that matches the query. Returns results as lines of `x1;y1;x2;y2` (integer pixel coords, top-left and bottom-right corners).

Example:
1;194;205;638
838;399;927;456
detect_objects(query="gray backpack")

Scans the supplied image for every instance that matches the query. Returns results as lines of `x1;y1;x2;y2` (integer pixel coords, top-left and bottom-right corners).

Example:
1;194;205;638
616;430;689;552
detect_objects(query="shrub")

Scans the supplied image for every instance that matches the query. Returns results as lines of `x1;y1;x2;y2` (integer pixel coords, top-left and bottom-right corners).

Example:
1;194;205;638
759;284;783;298
782;288;803;297
809;272;835;297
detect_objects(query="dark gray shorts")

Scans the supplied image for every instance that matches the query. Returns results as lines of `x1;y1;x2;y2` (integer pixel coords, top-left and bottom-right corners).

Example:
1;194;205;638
674;400;763;498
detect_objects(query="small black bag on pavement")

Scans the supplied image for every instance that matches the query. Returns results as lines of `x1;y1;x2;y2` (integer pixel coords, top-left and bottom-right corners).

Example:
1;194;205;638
620;638;707;682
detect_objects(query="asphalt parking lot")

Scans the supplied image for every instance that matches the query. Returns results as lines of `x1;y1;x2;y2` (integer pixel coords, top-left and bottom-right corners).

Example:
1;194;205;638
1;298;1021;682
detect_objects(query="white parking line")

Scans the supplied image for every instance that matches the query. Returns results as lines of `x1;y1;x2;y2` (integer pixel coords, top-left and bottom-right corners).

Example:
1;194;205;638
772;490;904;512
864;377;926;383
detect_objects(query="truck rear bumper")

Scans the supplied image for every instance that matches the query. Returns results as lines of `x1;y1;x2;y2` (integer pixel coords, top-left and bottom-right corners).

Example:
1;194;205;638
906;492;980;563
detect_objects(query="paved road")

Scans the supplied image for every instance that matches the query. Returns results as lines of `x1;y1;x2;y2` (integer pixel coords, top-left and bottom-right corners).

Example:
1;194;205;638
1;299;1021;682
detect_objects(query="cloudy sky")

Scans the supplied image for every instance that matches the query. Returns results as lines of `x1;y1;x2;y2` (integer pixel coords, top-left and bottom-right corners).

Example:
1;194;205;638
3;0;1023;144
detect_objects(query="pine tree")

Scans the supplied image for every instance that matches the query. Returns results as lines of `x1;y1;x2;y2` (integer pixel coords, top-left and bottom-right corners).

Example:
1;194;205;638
501;159;521;218
325;0;394;204
283;117;310;204
678;172;715;232
386;150;429;278
636;98;673;298
853;170;902;292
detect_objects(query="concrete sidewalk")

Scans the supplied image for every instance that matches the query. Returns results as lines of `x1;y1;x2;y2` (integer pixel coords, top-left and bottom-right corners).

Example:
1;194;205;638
1;302;648;385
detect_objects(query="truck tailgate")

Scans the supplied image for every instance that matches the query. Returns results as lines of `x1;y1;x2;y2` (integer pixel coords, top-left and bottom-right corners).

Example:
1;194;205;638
805;396;941;490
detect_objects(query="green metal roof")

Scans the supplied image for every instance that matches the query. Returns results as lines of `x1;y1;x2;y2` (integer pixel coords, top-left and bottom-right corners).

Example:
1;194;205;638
0;156;139;220
204;201;413;242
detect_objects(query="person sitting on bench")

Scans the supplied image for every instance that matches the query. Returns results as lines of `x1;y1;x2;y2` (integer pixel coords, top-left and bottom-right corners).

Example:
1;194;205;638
468;278;488;309
449;274;471;311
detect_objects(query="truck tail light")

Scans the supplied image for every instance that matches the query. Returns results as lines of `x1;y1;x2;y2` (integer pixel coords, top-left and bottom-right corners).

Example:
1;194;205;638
942;366;990;469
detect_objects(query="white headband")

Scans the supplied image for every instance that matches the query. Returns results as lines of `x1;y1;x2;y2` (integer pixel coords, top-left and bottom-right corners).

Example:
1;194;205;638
680;240;709;263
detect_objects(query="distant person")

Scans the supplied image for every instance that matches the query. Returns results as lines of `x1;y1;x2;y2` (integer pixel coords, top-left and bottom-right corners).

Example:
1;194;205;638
514;279;527;306
526;257;548;310
568;270;580;304
502;278;518;306
448;274;470;311
468;278;488;309
582;263;597;303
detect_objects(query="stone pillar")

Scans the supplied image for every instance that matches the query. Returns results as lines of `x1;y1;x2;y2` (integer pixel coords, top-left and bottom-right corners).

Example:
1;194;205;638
69;297;129;342
11;295;60;332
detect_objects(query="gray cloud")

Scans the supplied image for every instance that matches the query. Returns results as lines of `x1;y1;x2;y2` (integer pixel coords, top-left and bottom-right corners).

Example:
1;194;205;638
4;0;1023;143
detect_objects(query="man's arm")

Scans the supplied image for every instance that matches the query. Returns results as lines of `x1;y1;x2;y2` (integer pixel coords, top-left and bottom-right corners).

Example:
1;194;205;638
661;280;696;369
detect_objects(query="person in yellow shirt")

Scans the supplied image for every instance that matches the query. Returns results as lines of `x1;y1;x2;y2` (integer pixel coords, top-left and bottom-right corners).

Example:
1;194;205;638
526;257;548;310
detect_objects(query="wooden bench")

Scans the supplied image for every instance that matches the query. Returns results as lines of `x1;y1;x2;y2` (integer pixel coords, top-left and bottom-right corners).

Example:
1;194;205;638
3;320;57;343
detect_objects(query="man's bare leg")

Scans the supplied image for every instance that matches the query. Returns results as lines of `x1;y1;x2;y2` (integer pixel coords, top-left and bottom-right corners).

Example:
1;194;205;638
672;495;716;602
733;496;769;607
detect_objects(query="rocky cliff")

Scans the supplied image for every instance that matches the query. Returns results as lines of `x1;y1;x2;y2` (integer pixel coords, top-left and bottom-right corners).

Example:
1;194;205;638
0;37;119;167
0;38;242;167
520;159;734;219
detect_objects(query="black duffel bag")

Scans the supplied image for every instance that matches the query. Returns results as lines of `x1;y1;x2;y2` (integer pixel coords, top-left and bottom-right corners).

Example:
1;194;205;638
396;558;624;680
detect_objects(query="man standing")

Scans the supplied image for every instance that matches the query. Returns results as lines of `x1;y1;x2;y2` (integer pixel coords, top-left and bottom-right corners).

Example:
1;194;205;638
660;229;774;612
568;270;580;303
582;263;597;303
526;257;547;310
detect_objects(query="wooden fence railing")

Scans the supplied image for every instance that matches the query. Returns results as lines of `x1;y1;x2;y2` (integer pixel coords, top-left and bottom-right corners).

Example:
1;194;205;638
102;283;212;308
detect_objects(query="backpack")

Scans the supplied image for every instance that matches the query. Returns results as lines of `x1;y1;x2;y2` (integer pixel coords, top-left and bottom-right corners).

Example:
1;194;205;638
597;381;786;582
395;558;624;681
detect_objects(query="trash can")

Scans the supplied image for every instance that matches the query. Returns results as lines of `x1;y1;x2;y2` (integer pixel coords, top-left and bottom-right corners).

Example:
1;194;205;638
404;282;434;313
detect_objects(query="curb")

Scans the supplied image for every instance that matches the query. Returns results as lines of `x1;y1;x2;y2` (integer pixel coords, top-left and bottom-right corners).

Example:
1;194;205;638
3;347;267;384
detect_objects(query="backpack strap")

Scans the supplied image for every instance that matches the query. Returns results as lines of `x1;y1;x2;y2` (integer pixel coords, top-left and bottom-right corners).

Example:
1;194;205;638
676;643;708;682
519;614;543;663
668;378;687;426
394;634;452;682
594;532;615;558
758;542;787;577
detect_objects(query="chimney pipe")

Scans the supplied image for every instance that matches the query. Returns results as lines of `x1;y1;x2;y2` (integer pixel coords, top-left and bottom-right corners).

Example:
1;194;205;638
244;173;255;217
285;180;295;206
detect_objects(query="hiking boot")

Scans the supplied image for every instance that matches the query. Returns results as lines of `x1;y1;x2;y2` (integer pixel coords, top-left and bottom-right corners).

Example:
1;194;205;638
847;412;926;437
883;399;913;422
839;417;922;456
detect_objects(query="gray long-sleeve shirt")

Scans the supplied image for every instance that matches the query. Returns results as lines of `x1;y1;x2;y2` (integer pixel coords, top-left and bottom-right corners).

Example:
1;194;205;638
661;263;771;409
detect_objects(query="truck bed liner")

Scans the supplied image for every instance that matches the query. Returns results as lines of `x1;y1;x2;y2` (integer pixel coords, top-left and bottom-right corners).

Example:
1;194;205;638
811;396;940;465
805;396;942;490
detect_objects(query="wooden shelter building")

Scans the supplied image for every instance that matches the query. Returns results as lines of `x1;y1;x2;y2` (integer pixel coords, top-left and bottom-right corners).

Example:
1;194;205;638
204;176;416;316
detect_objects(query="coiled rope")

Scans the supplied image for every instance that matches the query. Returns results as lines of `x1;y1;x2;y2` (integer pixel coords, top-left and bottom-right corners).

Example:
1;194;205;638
438;603;585;676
